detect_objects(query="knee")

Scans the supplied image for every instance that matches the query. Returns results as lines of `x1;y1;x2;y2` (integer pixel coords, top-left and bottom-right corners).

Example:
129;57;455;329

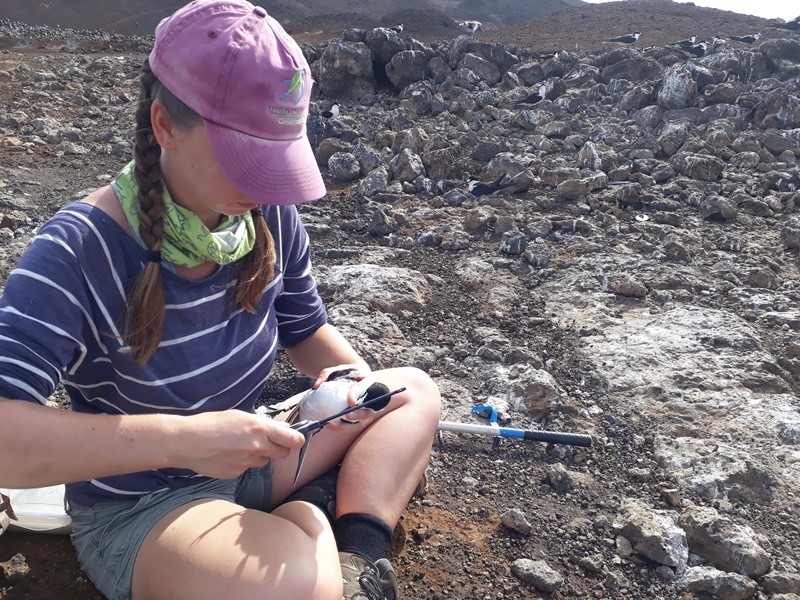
395;366;442;420
272;555;342;600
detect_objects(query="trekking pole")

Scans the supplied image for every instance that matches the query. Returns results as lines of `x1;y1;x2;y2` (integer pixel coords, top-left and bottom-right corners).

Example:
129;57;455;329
437;404;592;447
437;420;592;447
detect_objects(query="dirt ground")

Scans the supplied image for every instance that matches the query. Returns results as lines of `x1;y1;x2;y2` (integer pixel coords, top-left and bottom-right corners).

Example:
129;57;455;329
0;99;613;598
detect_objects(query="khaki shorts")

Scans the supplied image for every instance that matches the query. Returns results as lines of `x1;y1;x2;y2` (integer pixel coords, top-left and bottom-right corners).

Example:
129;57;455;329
67;463;273;600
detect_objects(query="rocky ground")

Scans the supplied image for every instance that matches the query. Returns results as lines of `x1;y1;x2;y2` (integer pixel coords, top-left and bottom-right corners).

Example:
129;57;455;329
2;2;800;599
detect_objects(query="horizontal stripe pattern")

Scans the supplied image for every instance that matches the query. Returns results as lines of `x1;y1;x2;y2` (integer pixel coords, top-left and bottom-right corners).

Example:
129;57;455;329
0;202;326;505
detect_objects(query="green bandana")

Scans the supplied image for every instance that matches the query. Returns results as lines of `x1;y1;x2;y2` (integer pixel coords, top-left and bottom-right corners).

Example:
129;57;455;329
113;160;256;268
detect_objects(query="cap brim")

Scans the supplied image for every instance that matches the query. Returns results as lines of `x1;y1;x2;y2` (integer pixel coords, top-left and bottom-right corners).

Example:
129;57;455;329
205;120;326;206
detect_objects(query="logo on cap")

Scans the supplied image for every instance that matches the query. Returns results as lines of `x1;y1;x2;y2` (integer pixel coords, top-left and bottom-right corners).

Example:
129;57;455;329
280;70;305;105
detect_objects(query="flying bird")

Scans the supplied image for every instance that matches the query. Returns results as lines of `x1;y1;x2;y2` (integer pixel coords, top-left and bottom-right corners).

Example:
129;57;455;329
674;35;696;48
321;104;340;119
772;16;800;31
729;33;761;43
682;40;708;58
513;83;547;106
459;20;482;34
467;174;519;197
604;31;640;45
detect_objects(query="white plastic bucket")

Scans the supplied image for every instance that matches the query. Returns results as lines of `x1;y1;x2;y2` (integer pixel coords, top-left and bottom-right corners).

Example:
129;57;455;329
3;485;72;535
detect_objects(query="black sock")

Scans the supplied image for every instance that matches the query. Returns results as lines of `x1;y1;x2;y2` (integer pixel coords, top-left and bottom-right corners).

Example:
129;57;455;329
334;513;393;563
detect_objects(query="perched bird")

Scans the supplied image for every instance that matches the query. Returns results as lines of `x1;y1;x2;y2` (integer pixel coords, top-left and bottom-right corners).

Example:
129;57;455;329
729;33;761;43
674;35;696;48
306;104;339;153
459;20;482;34
389;23;404;33
538;51;557;60
321;104;340;119
683;40;708;57
604;31;640;45
514;83;547;106
772;16;800;31
468;174;518;197
712;35;726;46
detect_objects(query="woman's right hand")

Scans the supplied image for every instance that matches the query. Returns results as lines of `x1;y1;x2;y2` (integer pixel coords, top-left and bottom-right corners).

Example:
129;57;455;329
171;410;305;480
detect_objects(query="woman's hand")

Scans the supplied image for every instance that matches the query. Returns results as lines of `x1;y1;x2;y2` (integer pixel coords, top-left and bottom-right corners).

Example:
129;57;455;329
171;410;305;480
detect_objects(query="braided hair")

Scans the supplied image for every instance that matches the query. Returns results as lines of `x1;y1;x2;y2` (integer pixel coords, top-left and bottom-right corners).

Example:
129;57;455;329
124;58;275;364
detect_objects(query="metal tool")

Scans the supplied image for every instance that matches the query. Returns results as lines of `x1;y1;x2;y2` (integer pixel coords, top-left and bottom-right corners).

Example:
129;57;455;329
437;404;592;447
290;387;406;486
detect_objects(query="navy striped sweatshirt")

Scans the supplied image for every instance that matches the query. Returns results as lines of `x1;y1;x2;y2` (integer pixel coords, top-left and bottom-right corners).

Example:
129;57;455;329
0;201;327;505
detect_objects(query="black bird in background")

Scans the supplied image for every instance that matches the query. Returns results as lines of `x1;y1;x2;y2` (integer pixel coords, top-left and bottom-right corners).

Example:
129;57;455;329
674;35;696;48
772;16;800;31
467;174;519;197
514;84;547;106
604;31;640;45
729;33;761;43
683;40;708;57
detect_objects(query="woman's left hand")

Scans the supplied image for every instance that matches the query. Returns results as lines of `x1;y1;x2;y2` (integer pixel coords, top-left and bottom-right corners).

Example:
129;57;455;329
313;364;378;427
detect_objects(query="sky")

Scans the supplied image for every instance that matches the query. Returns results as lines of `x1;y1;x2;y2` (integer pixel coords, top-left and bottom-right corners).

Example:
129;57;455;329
580;0;797;21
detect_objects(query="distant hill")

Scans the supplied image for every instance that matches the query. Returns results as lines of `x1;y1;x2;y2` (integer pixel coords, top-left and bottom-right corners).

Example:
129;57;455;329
0;0;586;35
479;0;787;52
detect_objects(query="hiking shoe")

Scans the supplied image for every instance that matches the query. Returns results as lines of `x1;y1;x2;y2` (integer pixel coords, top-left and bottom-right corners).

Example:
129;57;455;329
375;558;399;600
340;552;400;600
413;468;428;499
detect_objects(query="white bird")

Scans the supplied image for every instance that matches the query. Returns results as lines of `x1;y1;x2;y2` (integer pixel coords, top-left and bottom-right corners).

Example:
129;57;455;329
321;104;340;119
459;20;482;34
283;369;391;485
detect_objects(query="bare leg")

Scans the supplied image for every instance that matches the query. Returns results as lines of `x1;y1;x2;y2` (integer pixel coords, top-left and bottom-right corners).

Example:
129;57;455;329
132;499;342;600
335;367;440;525
271;366;441;528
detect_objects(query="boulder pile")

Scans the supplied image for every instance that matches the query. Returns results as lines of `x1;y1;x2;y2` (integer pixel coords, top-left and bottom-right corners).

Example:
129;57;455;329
2;18;800;599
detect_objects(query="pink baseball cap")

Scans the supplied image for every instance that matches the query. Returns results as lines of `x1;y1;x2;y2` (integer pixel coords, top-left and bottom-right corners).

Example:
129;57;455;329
149;0;325;205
